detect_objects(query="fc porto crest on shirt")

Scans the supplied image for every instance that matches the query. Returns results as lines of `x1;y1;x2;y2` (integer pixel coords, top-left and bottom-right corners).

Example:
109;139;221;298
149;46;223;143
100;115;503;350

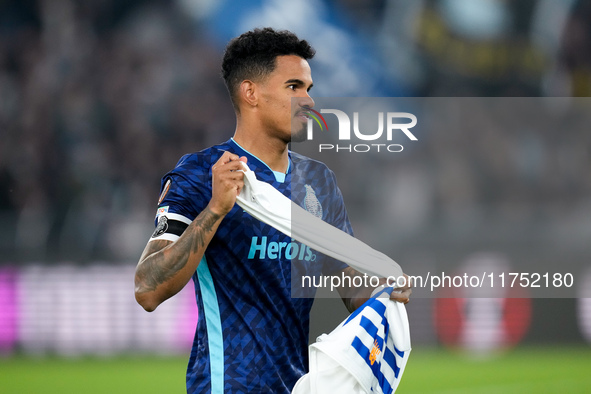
304;185;323;218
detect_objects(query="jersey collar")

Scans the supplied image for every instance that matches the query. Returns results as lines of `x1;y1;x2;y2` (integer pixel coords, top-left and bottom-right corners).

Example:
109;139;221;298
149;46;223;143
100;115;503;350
229;138;291;184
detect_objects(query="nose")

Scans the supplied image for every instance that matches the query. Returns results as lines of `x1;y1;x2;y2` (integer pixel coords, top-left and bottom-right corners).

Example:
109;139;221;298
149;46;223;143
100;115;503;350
300;93;315;109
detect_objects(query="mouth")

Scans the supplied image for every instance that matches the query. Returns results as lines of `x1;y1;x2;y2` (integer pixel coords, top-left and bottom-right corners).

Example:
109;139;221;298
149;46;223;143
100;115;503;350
295;110;311;121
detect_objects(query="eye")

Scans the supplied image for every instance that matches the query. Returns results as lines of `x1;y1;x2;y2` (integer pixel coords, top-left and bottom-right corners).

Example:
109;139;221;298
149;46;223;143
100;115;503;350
288;84;297;91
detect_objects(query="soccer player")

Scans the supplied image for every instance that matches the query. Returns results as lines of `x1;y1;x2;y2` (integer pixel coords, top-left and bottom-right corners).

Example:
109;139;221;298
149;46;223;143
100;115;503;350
134;27;411;393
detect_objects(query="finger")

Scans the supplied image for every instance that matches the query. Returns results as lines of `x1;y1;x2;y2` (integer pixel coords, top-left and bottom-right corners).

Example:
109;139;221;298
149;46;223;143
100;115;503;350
217;170;245;183
395;274;412;290
230;169;246;178
221;171;245;182
400;274;412;288
213;161;246;176
214;151;241;168
390;289;411;304
226;159;249;170
225;155;248;169
395;283;412;292
235;182;245;196
216;161;248;175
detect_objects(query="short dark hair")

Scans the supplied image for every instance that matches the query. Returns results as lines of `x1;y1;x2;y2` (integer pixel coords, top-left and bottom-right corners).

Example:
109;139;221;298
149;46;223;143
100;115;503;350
221;27;316;111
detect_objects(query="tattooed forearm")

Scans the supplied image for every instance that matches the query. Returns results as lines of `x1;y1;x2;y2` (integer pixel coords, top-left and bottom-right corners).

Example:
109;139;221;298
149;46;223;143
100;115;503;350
135;207;221;297
189;206;220;253
135;240;181;293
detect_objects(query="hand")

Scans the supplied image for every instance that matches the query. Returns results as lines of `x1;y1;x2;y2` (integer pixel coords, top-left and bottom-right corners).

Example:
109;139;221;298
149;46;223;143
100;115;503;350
209;152;247;216
389;274;412;304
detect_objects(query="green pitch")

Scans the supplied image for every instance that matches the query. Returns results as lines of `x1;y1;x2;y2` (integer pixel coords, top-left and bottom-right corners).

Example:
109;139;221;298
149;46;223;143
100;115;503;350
0;346;590;393
400;346;591;393
0;355;187;394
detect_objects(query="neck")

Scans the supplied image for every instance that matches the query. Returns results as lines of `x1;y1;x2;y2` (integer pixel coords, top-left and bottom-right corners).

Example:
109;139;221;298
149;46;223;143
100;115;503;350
233;122;290;173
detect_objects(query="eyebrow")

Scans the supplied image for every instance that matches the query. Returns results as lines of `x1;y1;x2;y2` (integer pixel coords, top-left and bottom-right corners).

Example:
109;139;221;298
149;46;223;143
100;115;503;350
285;78;314;91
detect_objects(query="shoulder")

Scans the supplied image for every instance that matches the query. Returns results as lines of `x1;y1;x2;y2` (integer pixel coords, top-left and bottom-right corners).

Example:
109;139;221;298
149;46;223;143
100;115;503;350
160;142;231;196
290;151;336;181
166;141;231;180
174;142;229;173
156;143;231;213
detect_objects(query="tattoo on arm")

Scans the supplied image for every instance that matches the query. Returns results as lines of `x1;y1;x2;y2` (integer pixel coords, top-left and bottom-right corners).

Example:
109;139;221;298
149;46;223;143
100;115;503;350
135;239;177;293
135;207;221;294
187;206;220;253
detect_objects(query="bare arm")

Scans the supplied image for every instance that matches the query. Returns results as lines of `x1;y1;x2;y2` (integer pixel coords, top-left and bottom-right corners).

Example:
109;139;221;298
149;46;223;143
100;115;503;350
134;205;223;311
134;152;247;312
336;267;412;313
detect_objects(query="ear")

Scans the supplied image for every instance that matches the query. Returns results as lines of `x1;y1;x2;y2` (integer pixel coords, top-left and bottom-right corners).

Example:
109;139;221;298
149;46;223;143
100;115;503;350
239;80;258;108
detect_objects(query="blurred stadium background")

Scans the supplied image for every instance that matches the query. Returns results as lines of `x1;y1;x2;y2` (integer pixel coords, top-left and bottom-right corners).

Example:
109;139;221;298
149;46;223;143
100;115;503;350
1;0;590;392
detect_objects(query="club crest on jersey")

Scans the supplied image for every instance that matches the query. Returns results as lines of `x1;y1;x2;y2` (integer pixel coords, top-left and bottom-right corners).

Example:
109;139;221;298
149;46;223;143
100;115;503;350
152;215;168;238
304;185;323;218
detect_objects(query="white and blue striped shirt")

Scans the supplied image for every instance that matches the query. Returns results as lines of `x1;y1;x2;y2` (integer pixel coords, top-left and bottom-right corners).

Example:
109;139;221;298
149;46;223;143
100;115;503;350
293;287;411;394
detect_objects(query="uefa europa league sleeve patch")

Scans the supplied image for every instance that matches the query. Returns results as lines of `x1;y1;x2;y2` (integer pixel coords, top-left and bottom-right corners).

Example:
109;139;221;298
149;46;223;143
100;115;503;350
158;179;172;205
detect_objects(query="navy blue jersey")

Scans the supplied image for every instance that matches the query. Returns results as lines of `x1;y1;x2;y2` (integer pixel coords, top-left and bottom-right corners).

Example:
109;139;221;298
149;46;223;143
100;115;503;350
152;138;353;393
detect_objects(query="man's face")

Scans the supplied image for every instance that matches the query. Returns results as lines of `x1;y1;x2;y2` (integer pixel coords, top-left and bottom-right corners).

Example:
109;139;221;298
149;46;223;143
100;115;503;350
257;55;315;143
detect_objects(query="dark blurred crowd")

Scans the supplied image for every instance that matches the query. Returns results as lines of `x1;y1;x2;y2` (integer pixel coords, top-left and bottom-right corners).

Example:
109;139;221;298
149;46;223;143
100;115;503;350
0;0;235;261
1;0;590;262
